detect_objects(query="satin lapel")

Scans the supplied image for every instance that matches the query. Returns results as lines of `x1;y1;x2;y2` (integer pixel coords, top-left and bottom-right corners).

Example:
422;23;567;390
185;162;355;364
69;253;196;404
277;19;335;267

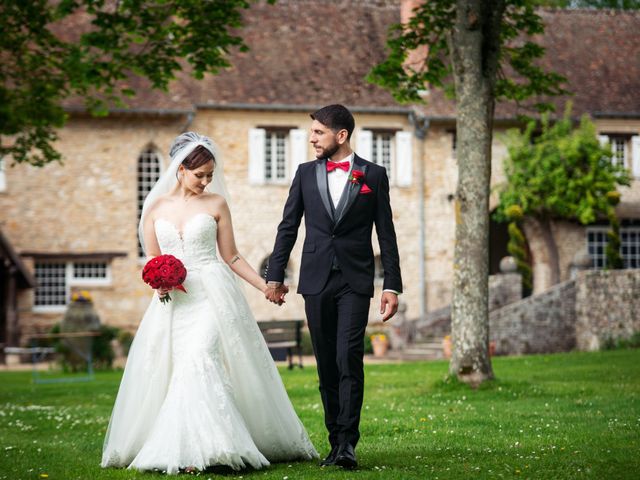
315;160;334;222
335;157;368;227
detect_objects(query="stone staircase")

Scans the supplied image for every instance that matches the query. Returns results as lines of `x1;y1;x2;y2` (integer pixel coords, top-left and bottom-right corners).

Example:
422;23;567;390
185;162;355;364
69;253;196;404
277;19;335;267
386;339;445;361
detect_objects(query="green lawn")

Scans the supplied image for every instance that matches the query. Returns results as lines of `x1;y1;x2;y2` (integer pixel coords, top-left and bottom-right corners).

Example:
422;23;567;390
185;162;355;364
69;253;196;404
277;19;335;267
1;349;639;479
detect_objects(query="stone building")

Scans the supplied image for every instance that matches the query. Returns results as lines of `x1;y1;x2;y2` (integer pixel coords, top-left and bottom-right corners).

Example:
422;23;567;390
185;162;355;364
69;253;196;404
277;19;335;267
1;1;639;343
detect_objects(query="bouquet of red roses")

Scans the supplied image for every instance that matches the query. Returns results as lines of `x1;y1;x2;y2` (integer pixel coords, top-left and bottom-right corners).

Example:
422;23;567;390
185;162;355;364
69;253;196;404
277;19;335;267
142;254;187;304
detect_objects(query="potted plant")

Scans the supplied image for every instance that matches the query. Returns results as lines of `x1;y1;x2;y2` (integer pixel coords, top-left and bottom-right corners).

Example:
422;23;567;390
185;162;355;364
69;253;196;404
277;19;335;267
442;335;452;359
370;333;389;358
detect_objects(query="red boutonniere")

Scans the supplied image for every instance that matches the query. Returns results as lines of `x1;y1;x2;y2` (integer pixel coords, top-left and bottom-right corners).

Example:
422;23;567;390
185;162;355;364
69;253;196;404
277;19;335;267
349;169;372;194
349;169;365;184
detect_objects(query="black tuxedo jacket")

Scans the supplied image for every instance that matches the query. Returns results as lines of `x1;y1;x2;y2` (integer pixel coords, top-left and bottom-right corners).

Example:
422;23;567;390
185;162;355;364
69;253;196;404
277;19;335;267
267;154;402;297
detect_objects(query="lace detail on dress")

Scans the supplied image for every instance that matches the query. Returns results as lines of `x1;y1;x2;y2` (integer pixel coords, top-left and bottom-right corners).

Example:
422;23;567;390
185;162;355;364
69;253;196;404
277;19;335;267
101;213;317;475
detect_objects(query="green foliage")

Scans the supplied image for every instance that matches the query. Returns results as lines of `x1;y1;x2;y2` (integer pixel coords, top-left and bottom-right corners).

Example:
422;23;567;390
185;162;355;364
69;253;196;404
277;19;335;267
364;333;373;355
49;323;119;371
91;325;119;370
507;221;533;291
117;329;134;357
602;331;640;350
605;207;624;269
1;0;271;166
496;105;631;226
505;204;524;221
368;0;568;111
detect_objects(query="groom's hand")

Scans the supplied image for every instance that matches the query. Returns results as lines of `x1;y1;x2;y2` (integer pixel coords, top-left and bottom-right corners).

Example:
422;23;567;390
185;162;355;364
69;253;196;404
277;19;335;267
265;282;289;306
380;291;399;322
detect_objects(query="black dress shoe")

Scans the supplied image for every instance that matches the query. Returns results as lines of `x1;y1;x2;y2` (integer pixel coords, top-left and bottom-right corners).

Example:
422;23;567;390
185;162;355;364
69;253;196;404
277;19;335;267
319;445;340;467
335;443;358;470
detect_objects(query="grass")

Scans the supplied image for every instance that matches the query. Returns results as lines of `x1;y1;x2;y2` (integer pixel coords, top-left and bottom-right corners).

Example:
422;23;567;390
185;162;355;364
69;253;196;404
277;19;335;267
1;349;639;479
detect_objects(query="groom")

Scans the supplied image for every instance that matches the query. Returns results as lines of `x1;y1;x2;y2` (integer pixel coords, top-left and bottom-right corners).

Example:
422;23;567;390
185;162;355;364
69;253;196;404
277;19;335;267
266;104;402;469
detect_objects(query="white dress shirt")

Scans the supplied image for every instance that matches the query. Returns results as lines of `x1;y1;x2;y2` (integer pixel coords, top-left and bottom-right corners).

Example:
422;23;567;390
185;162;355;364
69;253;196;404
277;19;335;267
327;153;354;208
327;153;400;297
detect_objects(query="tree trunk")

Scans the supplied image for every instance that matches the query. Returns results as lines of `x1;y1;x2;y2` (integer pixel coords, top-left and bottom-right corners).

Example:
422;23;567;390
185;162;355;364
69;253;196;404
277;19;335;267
448;0;504;386
523;217;561;293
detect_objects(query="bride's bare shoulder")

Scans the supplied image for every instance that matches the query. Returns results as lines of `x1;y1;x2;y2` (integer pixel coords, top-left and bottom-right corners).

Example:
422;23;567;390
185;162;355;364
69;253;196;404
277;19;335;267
199;193;228;220
201;193;227;208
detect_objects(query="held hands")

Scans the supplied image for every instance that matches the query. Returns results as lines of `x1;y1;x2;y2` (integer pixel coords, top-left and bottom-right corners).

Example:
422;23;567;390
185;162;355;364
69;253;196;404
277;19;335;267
380;291;399;322
265;282;289;306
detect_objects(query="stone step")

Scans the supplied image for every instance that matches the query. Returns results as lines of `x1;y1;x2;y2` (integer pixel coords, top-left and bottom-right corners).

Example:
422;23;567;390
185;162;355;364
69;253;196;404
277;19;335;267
386;341;446;361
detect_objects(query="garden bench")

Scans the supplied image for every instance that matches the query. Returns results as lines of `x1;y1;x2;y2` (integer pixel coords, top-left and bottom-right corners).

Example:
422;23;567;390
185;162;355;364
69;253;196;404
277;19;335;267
258;319;304;369
4;332;101;383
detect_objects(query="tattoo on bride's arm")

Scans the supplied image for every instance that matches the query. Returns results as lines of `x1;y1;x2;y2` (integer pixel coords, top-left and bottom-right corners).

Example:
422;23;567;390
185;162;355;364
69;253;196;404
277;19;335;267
230;255;241;265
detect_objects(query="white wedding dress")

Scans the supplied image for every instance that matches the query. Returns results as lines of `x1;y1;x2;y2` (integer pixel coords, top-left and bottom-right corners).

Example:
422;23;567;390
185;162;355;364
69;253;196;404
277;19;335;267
101;213;318;474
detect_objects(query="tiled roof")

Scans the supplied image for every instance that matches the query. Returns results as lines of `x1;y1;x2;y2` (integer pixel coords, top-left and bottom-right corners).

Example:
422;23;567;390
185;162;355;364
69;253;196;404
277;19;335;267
417;8;640;119
63;3;640;118
535;8;640;118
194;0;401;109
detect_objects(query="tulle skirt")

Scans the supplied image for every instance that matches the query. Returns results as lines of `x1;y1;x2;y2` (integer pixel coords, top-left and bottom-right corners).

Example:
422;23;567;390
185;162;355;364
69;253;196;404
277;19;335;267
101;261;317;474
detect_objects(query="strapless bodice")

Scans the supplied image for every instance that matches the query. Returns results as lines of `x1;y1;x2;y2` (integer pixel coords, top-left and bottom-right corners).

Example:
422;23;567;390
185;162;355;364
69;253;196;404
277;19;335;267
154;213;219;268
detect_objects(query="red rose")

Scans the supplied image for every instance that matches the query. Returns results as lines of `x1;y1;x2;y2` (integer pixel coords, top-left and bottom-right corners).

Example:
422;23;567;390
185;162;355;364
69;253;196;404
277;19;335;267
142;254;188;304
349;169;365;184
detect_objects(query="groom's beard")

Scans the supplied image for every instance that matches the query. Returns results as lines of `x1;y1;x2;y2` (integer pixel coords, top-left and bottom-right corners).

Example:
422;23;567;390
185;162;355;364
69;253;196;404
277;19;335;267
315;140;340;160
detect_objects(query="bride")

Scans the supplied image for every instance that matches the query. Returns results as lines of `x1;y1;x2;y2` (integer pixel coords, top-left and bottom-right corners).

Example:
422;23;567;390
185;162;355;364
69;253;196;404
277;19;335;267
101;132;318;474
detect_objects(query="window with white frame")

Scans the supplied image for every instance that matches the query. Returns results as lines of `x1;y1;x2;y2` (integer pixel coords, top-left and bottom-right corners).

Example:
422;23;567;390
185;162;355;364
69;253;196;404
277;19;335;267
609;135;630;168
73;262;110;283
371;132;394;173
137;147;162;257
33;261;112;311
0;157;6;192
587;227;608;269
587;223;640;269
248;128;307;185
355;129;413;187
621;227;640;269
599;133;640;178
265;130;288;183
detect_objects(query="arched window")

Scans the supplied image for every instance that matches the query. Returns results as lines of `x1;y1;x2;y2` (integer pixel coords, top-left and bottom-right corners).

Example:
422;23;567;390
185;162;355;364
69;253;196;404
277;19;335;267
260;254;290;282
137;147;162;257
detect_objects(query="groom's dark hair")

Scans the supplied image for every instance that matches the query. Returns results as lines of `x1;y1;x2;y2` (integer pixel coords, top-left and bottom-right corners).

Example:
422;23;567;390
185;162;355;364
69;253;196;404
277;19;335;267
311;104;355;141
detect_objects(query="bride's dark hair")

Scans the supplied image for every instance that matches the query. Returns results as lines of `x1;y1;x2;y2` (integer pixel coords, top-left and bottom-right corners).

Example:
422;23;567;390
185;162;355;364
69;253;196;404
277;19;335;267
182;145;216;170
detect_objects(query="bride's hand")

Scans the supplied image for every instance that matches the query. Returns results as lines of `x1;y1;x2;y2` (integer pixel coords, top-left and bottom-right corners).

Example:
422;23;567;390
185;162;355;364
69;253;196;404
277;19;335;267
265;284;288;306
157;287;172;298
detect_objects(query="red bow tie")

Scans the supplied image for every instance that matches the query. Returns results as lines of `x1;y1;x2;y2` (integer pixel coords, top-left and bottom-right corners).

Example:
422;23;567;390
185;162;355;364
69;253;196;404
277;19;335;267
326;161;350;172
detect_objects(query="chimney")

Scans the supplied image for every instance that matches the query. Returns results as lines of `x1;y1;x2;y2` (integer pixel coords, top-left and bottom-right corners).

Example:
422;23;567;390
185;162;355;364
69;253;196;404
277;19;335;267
400;0;428;77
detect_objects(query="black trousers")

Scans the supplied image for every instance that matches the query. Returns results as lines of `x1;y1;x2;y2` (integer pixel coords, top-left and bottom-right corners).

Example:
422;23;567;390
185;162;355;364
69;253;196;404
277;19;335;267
303;269;370;448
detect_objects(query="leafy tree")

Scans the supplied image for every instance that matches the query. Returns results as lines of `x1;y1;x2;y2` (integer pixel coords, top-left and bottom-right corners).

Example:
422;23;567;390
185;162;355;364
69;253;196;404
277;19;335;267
369;0;567;386
1;0;270;167
495;106;631;287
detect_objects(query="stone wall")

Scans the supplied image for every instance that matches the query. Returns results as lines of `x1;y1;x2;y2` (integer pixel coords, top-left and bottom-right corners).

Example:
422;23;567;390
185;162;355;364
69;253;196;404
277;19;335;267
1;109;423;340
2;108;639;345
489;280;577;355
575;269;640;350
415;270;523;340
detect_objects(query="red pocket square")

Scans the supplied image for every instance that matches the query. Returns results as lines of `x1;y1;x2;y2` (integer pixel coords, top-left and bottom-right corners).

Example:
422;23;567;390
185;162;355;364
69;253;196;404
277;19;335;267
360;183;372;194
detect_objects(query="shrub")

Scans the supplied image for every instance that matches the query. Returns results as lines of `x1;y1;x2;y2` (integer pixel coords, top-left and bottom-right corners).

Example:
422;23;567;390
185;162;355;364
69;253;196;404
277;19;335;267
49;323;119;371
601;332;640;351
